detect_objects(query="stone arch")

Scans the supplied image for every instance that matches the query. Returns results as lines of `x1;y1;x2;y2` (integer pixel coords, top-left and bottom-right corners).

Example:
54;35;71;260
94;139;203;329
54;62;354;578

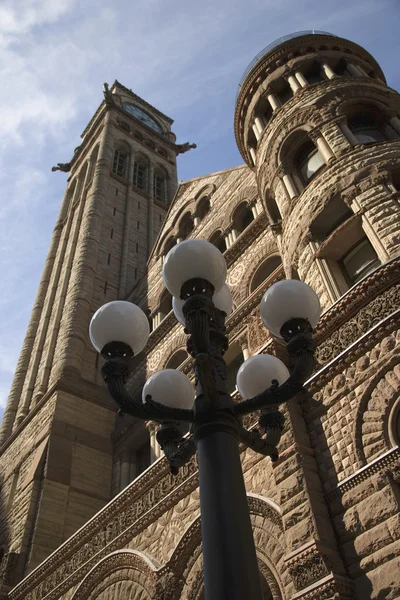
236;242;281;303
194;183;216;202
354;353;400;466
169;494;288;600
249;254;283;294
71;550;158;600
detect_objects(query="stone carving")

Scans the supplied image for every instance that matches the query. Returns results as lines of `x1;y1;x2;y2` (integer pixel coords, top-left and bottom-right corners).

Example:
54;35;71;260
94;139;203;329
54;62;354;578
288;549;330;591
103;82;114;106
51;162;71;172
175;142;197;155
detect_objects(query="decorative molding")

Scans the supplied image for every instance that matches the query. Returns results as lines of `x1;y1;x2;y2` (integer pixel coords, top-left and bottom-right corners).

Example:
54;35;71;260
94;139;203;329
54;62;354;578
325;446;400;501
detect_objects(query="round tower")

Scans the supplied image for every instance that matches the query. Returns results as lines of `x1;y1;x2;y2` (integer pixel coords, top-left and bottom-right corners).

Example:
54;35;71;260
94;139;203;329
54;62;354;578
235;31;400;309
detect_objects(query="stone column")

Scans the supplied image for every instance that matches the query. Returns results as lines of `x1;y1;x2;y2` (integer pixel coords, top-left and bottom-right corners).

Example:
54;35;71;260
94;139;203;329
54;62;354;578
225;231;233;248
254;117;264;136
295;71;308;88
120;453;131;490
390;116;400;136
339;120;359;145
357;65;369;77
194;215;201;227
346;63;362;77
148;423;159;463
231;228;238;242
312;133;335;163
255;198;263;215
287;73;301;93
267;93;280;111
252;123;261;141
249;147;257;164
176;237;183;243
250;203;258;219
321;63;335;79
282;172;298;200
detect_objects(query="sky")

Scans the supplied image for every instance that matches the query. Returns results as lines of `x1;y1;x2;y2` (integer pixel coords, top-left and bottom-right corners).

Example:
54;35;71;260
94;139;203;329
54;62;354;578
0;0;399;420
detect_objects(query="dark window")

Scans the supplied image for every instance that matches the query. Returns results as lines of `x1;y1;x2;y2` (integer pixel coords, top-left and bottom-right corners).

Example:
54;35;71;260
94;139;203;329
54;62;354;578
340;238;380;285
112;148;127;177
197;197;211;220
133;161;146;189
136;440;151;476
250;256;282;293
154;172;166;202
165;349;188;369
159;290;173;320
178;213;194;240
209;231;227;253
294;141;324;183
233;203;254;235
348;115;386;144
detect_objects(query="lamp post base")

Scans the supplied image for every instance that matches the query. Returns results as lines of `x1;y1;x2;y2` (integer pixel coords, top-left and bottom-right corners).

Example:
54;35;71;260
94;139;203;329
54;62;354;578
194;412;263;600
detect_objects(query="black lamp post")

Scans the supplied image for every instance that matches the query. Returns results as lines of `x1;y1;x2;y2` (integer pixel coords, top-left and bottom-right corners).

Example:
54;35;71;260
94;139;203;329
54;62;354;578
90;239;319;600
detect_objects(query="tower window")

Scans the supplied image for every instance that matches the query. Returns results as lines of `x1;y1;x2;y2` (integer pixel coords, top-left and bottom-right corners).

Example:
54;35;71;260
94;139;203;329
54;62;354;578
209;231;227;254
294;141;324;183
348;115;386;144
154;171;167;203
133;160;146;189
112;148;127;177
232;202;254;235
340;238;380;285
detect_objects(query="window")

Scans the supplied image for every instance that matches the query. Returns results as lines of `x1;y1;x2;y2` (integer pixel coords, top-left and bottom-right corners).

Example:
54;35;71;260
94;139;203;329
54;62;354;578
133;160;147;189
178;213;194;240
163;237;177;257
159;289;173;320
303;62;325;85
294;141;324;183
340;238;380;285
112;148;127;177
197;196;211;221
154;171;166;203
348;115;386;144
209;231;227;253
250;256;282;293
232;202;254;235
165;349;189;370
136;440;151;477
276;80;293;105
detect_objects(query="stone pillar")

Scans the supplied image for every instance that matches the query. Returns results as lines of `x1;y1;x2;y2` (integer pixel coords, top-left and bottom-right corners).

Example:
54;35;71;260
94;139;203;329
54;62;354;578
357;65;369;77
231;228;238;242
249;147;257;164
346;63;362;77
252;123;261;141
315;134;335;163
250;203;258;219
255;198;263;215
194;215;201;227
267;93;280;111
287;73;301;93
176;237;183;244
295;71;308;88
321;63;335;79
120;453;131;490
148;423;159;463
225;231;233;248
390;116;400;136
282;173;298;200
254;117;264;136
340;120;359;145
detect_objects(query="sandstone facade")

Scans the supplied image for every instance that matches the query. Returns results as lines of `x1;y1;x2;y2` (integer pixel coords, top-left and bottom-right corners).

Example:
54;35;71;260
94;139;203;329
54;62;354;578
0;32;399;599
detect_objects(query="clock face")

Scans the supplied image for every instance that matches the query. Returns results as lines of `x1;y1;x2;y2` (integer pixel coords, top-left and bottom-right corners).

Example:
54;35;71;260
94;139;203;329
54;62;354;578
123;103;163;133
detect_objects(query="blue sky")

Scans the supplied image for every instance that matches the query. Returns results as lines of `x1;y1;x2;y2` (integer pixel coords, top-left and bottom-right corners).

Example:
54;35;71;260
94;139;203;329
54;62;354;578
0;0;399;420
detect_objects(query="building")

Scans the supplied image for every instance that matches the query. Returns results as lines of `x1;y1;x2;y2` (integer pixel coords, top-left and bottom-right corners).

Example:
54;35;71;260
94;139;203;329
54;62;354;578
0;30;399;600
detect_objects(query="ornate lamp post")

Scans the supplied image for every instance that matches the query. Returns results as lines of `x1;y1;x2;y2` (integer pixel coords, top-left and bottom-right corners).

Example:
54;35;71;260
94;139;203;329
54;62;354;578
90;239;320;600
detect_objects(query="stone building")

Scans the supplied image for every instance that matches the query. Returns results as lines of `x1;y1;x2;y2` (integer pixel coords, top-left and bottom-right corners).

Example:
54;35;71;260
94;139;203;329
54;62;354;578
0;30;399;599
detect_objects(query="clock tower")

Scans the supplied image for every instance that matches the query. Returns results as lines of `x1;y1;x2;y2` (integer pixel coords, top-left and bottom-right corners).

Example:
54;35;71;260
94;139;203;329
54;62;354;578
0;81;194;582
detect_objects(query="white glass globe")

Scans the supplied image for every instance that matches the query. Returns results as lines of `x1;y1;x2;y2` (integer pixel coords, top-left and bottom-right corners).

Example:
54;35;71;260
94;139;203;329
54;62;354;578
89;301;150;354
162;239;227;298
142;369;194;409
236;354;290;400
172;283;233;325
260;280;321;338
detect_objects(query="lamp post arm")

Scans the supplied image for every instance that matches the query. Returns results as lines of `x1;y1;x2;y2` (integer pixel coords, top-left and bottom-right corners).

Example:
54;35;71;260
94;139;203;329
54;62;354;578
101;361;195;422
234;330;315;417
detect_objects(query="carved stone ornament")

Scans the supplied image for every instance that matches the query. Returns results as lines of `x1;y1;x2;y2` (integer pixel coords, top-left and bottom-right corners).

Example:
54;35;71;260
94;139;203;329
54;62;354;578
286;545;331;591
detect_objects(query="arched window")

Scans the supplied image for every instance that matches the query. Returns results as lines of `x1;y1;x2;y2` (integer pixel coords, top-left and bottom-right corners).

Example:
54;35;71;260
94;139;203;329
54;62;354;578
348;115;387;144
250;256;282;293
166;349;189;370
209;230;227;253
163;236;177;258
294;140;324;184
133;156;148;190
197;196;211;221
112;147;128;177
265;193;281;223
232;202;254;235
154;169;167;203
159;289;172;319
178;213;194;240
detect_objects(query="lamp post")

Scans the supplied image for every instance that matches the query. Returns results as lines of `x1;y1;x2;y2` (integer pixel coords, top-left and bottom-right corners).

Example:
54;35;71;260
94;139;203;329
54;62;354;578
90;239;320;600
